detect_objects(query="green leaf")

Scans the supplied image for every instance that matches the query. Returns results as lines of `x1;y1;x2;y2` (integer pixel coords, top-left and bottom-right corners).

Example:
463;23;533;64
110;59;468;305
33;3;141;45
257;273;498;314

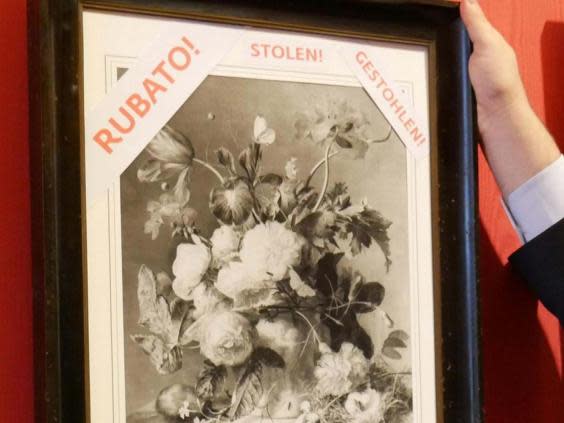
228;348;285;419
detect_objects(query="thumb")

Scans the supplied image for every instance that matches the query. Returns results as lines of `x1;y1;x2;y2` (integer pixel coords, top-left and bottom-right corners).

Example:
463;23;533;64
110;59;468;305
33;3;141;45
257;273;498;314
460;0;495;47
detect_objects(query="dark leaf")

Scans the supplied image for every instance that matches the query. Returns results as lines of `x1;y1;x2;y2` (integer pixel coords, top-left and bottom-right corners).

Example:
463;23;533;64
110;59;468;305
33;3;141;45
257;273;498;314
343;208;392;271
155;272;172;297
338;133;370;159
216;147;236;175
326;182;348;203
342;121;354;132
353;324;374;359
252;347;285;368
314;253;344;298
324;313;374;359
327;125;338;139
238;148;252;180
338;196;352;210
389;330;409;342
335;134;353;149
209;178;254;225
169;297;190;322
351;282;386;313
238;143;262;182
381;330;409;360
228;348;285;419
259;173;284;185
196;364;227;401
383;337;407;349
295;211;337;240
382;346;402;360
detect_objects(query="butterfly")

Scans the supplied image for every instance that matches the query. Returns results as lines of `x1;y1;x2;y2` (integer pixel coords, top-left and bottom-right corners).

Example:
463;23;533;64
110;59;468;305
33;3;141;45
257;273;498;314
253;115;276;145
131;265;192;374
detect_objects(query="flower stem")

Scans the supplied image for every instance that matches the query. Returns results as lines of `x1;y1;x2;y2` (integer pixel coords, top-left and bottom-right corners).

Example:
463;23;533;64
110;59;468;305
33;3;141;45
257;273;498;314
312;139;336;212
373;124;393;143
305;151;340;188
193;158;225;184
295;310;322;345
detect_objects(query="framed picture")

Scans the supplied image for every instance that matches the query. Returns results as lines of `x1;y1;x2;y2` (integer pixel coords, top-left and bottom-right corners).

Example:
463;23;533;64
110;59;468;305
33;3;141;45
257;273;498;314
29;1;480;422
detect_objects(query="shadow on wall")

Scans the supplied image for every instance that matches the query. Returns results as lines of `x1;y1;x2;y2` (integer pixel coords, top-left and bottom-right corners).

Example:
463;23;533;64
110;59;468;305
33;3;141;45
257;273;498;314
542;20;564;378
542;22;564;150
479;221;564;423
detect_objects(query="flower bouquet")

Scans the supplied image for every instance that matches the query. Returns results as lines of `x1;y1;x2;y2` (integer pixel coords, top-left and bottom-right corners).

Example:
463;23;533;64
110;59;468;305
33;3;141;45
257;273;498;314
129;102;412;423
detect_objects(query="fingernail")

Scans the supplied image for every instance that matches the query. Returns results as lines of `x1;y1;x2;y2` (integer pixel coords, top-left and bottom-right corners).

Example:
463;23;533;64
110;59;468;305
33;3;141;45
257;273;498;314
467;0;477;4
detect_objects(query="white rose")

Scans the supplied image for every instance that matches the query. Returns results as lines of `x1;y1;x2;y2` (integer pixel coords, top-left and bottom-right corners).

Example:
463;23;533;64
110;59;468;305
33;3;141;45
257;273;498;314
256;317;302;364
314;351;353;397
199;311;256;366
294;401;320;423
239;221;304;281
215;261;251;298
344;389;384;423
210;225;241;263
172;243;211;300
215;261;276;300
191;283;231;319
339;343;370;386
313;342;369;397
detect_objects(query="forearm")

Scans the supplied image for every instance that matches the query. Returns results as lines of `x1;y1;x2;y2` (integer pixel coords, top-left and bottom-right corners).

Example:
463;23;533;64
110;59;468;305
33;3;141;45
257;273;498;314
479;98;561;198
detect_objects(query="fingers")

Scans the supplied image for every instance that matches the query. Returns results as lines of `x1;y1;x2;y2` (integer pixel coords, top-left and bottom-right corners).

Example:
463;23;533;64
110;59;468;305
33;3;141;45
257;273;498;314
460;0;496;47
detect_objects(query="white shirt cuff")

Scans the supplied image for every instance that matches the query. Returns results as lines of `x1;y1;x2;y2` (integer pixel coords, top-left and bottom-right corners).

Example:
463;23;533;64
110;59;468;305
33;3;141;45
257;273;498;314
504;155;564;243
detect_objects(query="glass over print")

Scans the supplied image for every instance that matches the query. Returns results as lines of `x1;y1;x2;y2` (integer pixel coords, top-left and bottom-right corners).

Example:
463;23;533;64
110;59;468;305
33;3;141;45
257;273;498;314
81;7;442;423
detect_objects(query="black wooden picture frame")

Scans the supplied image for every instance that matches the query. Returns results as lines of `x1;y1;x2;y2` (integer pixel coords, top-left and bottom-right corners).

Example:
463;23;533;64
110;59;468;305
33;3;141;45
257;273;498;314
28;0;479;422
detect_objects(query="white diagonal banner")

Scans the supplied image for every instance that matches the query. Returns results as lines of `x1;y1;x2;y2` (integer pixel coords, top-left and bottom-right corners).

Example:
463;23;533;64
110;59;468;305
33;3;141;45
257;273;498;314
85;21;245;208
339;43;430;158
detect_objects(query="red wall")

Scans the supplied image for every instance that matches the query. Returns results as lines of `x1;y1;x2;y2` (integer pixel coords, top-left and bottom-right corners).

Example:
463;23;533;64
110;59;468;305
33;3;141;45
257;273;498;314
0;1;561;422
0;0;34;422
477;1;564;422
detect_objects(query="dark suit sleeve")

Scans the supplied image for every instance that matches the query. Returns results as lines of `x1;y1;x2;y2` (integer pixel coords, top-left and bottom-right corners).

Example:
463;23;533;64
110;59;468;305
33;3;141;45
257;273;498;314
509;218;564;324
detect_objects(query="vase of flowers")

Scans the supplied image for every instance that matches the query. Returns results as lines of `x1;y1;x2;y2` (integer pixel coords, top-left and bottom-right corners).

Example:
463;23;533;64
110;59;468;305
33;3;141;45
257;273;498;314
129;103;412;423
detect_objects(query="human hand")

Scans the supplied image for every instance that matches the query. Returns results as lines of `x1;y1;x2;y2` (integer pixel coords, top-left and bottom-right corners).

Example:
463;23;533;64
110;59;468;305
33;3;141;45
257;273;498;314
461;0;526;135
461;0;560;197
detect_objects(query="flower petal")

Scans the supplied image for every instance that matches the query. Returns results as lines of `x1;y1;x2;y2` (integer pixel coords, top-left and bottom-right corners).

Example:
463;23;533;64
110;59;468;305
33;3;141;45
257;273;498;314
147;125;194;164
